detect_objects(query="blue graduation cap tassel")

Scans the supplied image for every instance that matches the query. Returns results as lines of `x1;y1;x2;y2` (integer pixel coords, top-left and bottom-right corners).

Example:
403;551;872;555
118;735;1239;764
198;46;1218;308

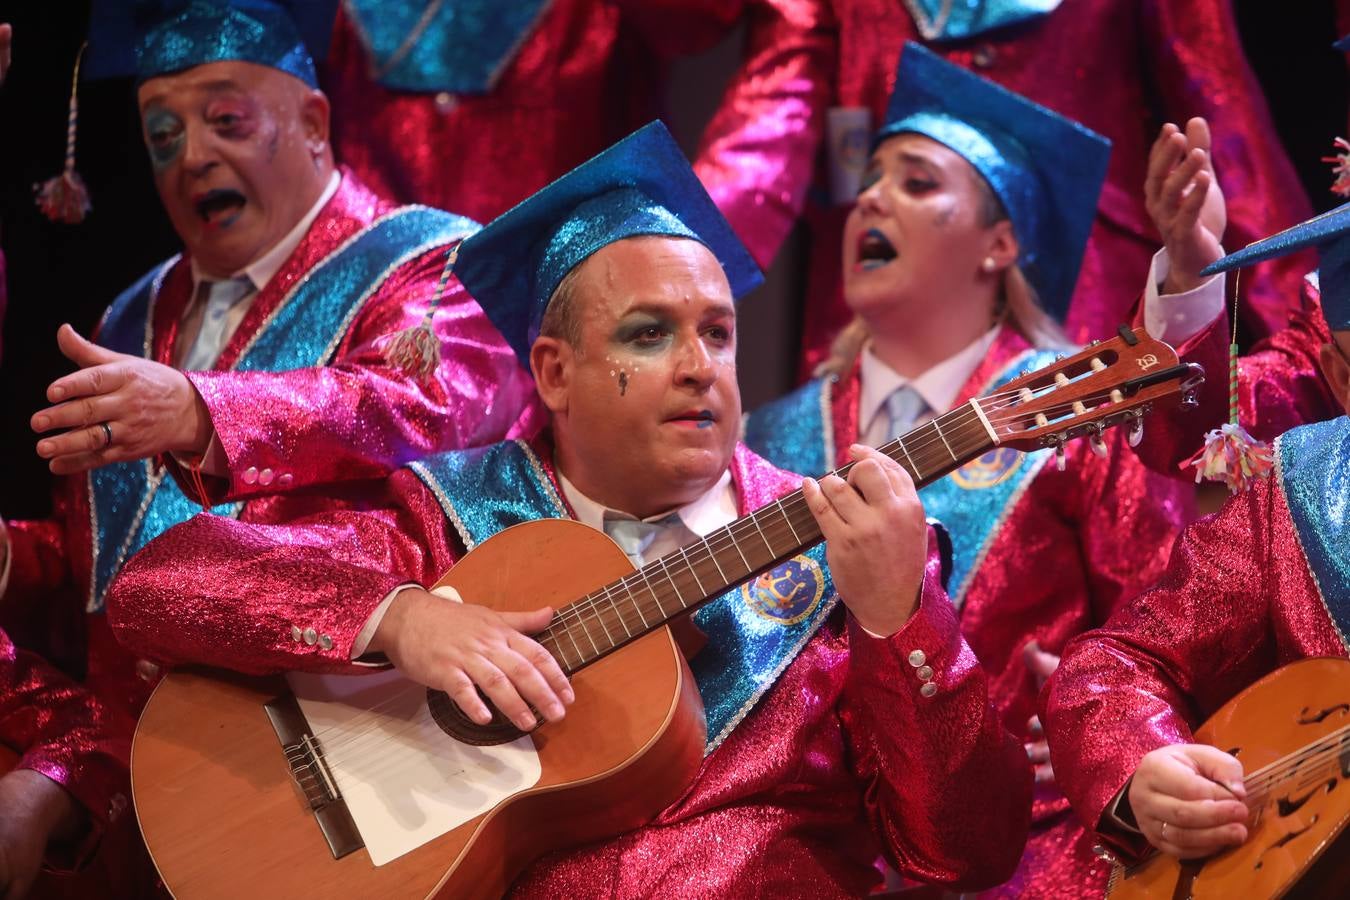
34;42;92;225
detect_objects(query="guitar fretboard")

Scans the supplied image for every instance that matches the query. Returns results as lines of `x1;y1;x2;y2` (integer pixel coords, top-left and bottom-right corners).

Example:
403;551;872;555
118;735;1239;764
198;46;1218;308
536;398;999;674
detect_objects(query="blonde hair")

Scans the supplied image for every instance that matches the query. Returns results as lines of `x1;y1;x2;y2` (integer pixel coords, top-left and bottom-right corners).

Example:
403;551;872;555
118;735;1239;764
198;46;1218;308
814;264;1069;379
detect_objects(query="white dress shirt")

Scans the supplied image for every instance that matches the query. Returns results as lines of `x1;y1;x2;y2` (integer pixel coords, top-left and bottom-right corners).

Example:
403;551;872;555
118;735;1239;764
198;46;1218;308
857;327;1001;447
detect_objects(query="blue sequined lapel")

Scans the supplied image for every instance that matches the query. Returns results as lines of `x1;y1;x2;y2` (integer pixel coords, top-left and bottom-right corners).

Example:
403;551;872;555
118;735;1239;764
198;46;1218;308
1276;418;1350;651
409;441;839;754
917;349;1058;607
742;377;833;476
900;0;1061;42
344;0;551;93
87;206;477;611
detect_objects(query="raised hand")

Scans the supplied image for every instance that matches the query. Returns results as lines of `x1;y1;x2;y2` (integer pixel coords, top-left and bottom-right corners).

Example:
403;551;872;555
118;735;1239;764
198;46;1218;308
1144;118;1227;295
1127;743;1249;859
370;587;575;732
802;444;928;637
31;325;211;474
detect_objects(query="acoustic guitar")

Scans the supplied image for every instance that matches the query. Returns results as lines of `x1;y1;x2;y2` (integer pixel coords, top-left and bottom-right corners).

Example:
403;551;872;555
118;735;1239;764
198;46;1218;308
130;327;1202;899
1106;656;1350;899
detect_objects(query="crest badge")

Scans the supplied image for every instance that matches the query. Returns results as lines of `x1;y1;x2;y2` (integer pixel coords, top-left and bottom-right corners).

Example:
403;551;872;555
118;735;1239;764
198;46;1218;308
740;555;827;625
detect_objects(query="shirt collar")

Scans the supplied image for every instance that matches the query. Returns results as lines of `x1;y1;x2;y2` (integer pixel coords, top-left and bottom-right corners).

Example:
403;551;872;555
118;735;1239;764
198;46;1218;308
858;326;1000;435
556;468;737;538
189;171;341;294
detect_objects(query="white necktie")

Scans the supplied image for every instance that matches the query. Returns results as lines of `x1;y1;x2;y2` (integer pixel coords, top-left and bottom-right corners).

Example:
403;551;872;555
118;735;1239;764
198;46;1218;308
602;512;683;567
183;276;253;371
884;384;928;442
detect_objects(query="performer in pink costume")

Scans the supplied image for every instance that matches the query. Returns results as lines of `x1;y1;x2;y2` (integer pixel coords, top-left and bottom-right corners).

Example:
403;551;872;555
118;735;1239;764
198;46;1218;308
323;0;833;269
1042;200;1350;863
799;0;1314;374
744;46;1194;897
2;1;530;722
109;124;1031;897
0;626;151;898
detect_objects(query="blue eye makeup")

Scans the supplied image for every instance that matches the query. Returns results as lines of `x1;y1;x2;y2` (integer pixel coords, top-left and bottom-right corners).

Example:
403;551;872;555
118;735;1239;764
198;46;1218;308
143;107;185;171
613;315;672;352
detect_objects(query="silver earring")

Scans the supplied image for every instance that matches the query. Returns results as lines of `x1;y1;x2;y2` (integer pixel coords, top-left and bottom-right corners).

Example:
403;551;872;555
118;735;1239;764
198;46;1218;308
982;257;996;272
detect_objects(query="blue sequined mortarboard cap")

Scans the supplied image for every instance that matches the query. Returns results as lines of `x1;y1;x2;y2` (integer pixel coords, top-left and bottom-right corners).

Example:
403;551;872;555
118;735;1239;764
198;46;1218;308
85;0;338;86
873;42;1111;322
454;121;764;366
1200;203;1350;331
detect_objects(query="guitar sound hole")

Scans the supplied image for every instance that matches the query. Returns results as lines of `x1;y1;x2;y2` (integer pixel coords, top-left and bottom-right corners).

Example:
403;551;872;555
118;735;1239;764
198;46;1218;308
426;688;526;746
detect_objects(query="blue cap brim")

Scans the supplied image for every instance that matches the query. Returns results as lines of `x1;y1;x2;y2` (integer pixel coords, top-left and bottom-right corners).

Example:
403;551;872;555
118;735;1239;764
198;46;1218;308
1201;202;1350;330
85;0;338;82
1335;34;1350;52
454;121;764;365
874;42;1111;322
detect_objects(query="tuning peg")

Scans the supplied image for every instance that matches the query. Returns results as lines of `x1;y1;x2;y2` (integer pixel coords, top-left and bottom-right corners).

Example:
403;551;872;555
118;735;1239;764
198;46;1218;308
1181;391;1198;409
1090;434;1108;459
1055;444;1067;471
1127;417;1144;448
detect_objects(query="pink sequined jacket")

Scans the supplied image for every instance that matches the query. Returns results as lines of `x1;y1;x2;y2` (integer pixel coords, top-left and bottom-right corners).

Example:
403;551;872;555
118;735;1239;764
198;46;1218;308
109;440;1032;896
799;0;1314;373
324;0;833;271
2;170;533;720
0;626;130;871
1043;455;1350;861
767;324;1196;895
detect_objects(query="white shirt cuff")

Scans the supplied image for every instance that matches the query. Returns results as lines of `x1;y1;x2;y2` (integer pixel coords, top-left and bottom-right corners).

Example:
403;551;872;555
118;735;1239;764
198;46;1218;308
349;583;463;660
1142;248;1226;346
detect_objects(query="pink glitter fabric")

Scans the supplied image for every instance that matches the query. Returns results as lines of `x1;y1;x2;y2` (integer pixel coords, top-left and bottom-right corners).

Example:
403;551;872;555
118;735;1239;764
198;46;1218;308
110;440;1032;895
1134;276;1340;476
3;169;534;722
1043;468;1349;861
798;0;1315;375
813;325;1195;896
0;626;129;869
322;0;833;269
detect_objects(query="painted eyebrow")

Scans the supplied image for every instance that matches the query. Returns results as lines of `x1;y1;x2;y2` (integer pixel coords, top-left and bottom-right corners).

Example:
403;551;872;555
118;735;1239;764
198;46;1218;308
896;150;939;168
619;300;735;320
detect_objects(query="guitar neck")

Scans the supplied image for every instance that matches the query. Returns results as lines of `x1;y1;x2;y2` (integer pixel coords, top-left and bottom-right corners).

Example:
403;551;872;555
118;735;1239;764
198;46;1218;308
536;400;997;674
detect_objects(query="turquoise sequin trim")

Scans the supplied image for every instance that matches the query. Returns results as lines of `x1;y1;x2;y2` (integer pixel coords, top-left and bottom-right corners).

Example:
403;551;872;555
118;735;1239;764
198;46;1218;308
1277;418;1350;651
345;0;549;93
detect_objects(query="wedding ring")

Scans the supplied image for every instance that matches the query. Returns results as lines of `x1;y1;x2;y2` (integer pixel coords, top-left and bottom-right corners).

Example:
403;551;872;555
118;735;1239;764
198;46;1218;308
101;421;113;448
1159;820;1169;839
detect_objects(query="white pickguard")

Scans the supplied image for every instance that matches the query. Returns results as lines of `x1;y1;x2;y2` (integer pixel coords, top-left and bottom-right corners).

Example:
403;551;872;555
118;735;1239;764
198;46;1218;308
287;669;541;866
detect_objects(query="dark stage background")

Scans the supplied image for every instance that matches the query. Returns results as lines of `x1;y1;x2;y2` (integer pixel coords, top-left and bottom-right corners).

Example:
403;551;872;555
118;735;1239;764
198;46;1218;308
1;1;1346;521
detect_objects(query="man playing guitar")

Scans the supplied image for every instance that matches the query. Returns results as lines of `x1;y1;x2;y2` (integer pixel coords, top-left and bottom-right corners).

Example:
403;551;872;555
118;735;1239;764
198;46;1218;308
108;123;1032;895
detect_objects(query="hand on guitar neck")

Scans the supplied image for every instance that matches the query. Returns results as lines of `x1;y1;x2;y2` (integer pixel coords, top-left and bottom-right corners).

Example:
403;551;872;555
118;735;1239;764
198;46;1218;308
1126;744;1250;859
368;592;575;733
802;444;928;638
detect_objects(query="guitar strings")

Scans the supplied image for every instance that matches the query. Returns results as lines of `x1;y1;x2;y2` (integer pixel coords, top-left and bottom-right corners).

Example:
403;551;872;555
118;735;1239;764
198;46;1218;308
275;375;1162;760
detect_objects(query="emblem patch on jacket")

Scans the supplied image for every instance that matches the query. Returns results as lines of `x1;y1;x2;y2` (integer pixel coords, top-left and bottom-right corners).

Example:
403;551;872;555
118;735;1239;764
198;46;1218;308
741;555;827;625
951;447;1023;489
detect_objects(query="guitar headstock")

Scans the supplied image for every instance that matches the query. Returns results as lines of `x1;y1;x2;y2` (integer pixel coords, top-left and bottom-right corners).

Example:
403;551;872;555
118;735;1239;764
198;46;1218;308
982;327;1205;453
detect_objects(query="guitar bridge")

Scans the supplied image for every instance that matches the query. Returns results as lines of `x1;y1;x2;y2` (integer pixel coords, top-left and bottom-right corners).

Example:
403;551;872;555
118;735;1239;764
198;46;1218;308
264;692;365;860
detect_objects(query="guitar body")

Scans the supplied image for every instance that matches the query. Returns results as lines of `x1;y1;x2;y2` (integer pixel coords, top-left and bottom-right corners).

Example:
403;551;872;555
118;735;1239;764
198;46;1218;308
1107;657;1350;899
131;520;707;899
